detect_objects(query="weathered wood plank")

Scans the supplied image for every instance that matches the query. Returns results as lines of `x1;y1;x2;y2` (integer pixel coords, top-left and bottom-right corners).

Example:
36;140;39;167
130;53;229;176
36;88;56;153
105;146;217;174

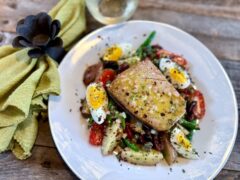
0;31;14;46
0;0;58;32
218;60;240;171
220;60;240;105
140;0;240;20
136;1;240;41
216;169;240;180
0;146;77;180
35;119;55;148
193;33;240;62
132;8;240;61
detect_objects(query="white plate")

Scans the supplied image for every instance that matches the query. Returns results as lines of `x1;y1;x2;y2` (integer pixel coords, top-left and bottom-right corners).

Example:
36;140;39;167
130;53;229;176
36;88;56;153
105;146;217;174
49;21;238;180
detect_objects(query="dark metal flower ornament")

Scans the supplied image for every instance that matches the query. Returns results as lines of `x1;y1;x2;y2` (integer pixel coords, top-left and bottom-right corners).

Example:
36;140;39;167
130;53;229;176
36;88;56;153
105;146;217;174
12;12;65;62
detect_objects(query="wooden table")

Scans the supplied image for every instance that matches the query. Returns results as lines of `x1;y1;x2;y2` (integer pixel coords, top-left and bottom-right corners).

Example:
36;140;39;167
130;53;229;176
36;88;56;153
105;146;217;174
0;0;239;179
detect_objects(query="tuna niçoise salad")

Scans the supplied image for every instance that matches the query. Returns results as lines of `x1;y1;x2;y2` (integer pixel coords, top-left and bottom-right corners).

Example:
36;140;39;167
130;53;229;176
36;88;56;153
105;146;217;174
80;31;206;166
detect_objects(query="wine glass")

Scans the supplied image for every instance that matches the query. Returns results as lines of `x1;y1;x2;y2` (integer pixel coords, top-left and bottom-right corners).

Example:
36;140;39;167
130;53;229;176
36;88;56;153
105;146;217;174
86;0;139;25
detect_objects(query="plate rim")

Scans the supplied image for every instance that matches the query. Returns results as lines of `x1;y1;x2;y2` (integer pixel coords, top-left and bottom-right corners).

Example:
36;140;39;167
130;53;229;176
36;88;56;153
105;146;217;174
48;20;238;180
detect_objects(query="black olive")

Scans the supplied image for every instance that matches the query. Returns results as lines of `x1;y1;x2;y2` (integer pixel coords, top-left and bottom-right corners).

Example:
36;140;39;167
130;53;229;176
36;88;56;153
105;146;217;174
103;61;119;70
186;101;197;120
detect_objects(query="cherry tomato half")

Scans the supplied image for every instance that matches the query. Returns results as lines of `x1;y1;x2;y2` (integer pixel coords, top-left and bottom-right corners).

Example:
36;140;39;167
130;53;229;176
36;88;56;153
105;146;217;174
98;69;116;87
89;123;104;146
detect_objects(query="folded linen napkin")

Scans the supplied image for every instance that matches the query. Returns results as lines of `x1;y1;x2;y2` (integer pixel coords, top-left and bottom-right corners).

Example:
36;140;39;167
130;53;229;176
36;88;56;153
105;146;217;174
0;0;86;159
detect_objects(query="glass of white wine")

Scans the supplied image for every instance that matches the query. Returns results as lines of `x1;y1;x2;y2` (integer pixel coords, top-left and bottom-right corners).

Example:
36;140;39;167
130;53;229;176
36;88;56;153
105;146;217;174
86;0;139;24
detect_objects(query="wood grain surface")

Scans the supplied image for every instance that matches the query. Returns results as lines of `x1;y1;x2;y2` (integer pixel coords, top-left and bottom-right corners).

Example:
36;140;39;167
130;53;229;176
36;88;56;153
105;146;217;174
0;0;239;179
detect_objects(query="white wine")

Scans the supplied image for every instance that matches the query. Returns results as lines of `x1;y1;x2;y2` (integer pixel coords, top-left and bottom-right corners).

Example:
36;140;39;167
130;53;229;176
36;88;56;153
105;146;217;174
86;0;138;24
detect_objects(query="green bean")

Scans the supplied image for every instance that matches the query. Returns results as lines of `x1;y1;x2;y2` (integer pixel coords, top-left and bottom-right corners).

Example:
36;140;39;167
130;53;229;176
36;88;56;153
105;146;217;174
123;138;139;152
136;31;156;58
179;119;200;130
186;130;194;141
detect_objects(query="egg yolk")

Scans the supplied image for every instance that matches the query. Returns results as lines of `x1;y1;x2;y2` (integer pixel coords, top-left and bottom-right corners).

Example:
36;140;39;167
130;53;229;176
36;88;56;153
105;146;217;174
169;68;186;84
177;133;192;150
87;85;107;109
103;46;123;61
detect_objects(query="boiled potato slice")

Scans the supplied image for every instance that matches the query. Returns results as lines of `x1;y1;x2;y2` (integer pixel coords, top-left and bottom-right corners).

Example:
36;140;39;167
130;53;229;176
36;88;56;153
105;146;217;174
121;148;163;166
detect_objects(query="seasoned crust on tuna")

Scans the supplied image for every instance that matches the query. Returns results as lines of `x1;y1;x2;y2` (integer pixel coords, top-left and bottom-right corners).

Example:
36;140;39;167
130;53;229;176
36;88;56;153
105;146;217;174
107;60;186;131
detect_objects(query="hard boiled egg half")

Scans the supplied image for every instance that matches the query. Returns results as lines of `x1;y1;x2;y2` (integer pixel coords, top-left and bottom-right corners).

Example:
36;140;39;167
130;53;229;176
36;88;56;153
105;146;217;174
103;43;133;61
170;127;199;159
159;58;191;89
86;83;108;124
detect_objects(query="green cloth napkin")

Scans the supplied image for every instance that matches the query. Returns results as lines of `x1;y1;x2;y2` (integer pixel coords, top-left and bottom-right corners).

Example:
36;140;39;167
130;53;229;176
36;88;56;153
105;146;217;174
0;0;86;159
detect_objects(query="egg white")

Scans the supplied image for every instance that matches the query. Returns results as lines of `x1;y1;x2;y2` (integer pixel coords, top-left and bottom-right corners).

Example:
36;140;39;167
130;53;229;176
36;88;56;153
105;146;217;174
118;43;133;58
159;58;191;89
170;127;199;159
91;108;106;124
103;43;133;61
86;83;108;124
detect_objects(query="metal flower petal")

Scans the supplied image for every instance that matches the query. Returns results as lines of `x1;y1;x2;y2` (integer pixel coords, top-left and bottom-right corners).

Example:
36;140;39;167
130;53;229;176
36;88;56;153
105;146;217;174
46;46;66;63
28;48;45;58
16;15;38;41
48;37;63;48
32;34;50;47
36;12;52;35
12;36;32;48
12;12;65;62
50;20;61;39
16;19;25;27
